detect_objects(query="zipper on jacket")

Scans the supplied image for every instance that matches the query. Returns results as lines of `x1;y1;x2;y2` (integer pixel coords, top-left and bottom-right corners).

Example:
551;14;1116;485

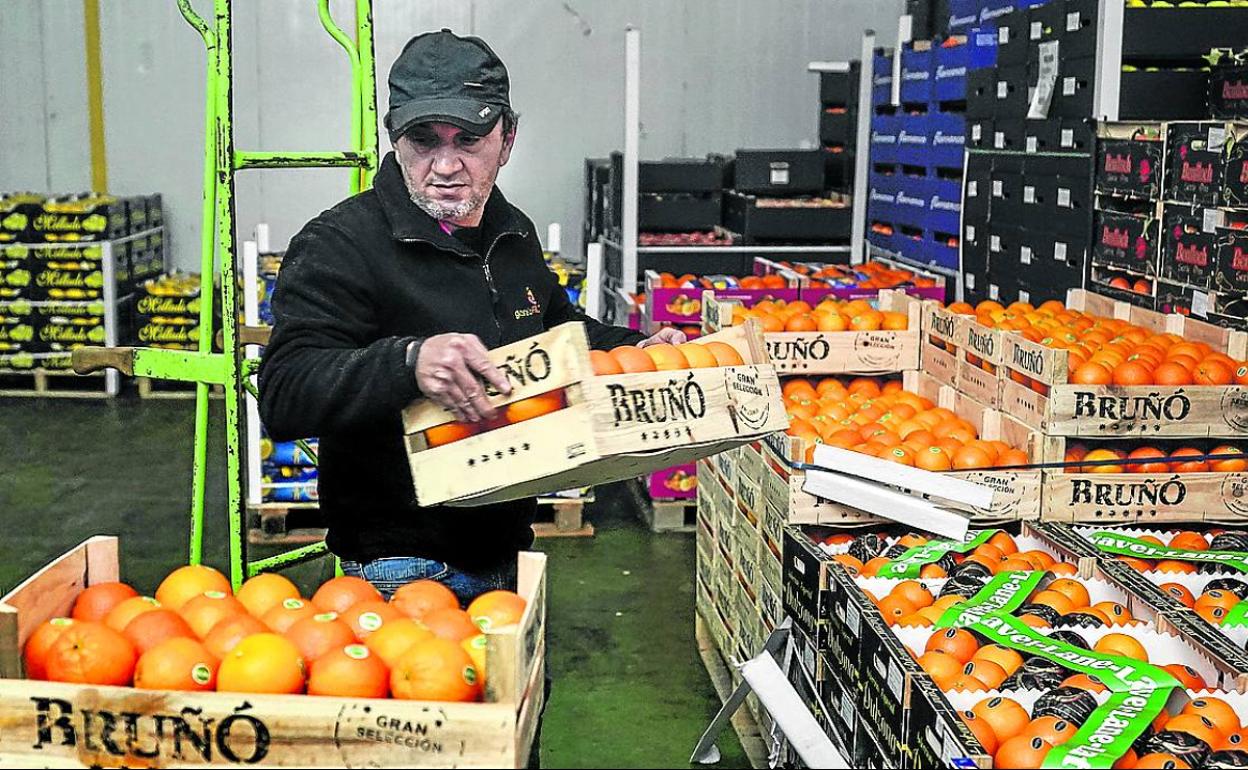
399;230;522;342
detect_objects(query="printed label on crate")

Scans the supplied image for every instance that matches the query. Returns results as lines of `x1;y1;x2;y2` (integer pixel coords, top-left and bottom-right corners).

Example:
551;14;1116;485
935;571;1046;628
1085;531;1248;573
876;531;997;578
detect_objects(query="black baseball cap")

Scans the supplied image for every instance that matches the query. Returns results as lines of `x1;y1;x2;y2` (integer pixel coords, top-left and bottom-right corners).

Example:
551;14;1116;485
385;29;511;141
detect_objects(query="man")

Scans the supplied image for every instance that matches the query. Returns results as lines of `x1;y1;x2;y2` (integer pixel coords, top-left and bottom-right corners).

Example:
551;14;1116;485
259;30;682;603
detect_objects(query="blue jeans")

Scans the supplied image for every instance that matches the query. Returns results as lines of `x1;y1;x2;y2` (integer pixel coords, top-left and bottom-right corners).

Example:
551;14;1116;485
339;556;518;606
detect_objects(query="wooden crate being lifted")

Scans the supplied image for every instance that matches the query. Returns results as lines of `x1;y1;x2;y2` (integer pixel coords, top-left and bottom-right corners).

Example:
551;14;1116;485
0;537;547;767
403;321;788;507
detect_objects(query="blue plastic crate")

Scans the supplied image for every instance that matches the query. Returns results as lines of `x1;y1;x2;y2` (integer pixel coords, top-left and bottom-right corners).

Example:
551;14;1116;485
929;112;967;169
979;0;1015;26
900;47;934;104
897;114;931;167
927;177;963;234
948;0;980;32
870;113;900;165
968;26;999;70
933;44;970;103
867;172;899;225
893;175;930;229
872;53;894;107
896;231;929;265
927;233;960;272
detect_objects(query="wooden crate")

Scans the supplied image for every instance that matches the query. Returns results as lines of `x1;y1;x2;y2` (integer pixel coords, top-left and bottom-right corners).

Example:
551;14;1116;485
402;322;787;507
702;289;922;375
953;313;1012;409
0;537;546;768
532;491;595;538
918;301;959;388
1001;289;1248;437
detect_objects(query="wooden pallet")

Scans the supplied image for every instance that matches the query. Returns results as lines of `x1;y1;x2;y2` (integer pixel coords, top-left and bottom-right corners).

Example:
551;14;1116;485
695;612;769;770
137;376;224;400
632;479;696;533
532;493;595;538
0;369;114;398
246;502;325;546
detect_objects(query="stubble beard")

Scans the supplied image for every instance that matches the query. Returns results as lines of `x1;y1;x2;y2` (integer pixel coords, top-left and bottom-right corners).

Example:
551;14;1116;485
399;161;488;222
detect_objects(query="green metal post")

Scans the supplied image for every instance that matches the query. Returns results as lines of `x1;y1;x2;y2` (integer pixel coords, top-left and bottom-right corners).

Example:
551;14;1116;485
356;0;378;190
317;0;361;195
176;0;218;566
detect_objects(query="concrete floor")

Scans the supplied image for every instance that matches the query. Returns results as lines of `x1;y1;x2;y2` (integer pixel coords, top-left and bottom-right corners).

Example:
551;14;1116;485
0;398;748;769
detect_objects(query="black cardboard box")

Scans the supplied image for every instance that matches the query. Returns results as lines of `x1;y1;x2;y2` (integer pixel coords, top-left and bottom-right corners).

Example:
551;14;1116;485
1166;122;1226;205
1161;204;1218;289
1210;65;1248;120
1096;136;1165;200
857;611;915;769
1093;207;1160;274
906;675;993;770
1052;56;1095;119
781;527;834;653
1120;70;1214;122
1215;225;1248;296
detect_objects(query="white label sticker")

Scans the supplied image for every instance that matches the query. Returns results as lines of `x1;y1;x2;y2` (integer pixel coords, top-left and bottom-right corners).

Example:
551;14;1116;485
1027;136;1038;154
993;180;1004;197
1063;76;1077;96
1209;126;1228;149
1203;208;1225;233
846;601;861;636
1192;290;1211;318
840;691;855;726
972;123;983;141
991;234;1002;252
1067;11;1081;32
1021;245;1033;264
1062;128;1075;147
999;26;1010;45
1058;188;1072;207
969;180;980;198
1031;21;1043;40
997;81;1009;99
1024;185;1036;203
769;164;790;186
995;131;1006;149
966;273;976;289
887;660;904;700
967;224;977;241
989;284;1000;300
1019;289;1030;303
1055;241;1068;261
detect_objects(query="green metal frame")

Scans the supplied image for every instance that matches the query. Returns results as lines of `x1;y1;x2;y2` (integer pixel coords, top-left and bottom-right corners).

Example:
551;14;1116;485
73;0;377;588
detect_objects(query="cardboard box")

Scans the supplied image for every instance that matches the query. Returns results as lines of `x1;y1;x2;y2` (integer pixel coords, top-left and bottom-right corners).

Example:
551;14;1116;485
1166;122;1229;205
1092;207;1160;274
1161;204;1218;290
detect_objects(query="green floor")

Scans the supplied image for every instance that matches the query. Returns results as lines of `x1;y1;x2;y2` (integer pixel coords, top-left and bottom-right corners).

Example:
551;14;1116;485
0;398;748;769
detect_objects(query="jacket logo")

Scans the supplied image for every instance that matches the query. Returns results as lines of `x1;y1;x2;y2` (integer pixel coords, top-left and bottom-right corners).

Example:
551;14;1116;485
514;287;542;319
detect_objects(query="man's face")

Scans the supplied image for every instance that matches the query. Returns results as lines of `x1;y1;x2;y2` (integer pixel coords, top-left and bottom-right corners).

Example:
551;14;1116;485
394;121;514;225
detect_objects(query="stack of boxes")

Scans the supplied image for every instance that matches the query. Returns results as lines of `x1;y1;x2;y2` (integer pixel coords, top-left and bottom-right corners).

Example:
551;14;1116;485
958;0;1096;306
0;192;163;373
818;63;859;195
1090;121;1248;328
723;150;852;245
130;273;205;351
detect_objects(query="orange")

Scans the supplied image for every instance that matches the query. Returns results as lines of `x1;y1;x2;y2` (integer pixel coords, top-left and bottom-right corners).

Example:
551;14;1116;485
155;564;232;611
505;390;565;424
1026;716;1078;746
235;572;301;619
1195;359;1234;385
262;597;318;633
1046;579;1091;609
915;446;952;471
590;349;624;375
918;651;962;681
391;580;460;621
1070;362;1112;385
1165;714;1221;748
1210;445;1248;472
974;697;1032;744
1112;361;1154;386
785;314;818;332
123;609;195;655
1030;590;1076;615
285;612;357;663
202;613;268;660
973;645;1024;676
1169;531;1209;551
1092;601;1133;625
1083;448;1126;474
644;343;690;370
1196;590;1240;618
1182;697;1242;734
878;595;917;625
1160;582;1197;608
341;599;405;640
391;637;482;702
832;554;864;575
952;446;993;470
1170;447;1210;473
466;590;527;632
881;311;909;330
702;341;745;367
312;576;383;614
817;312;849;332
104;596;162;634
1155;560;1196;574
961;710;1000;755
1199;604;1231;624
996;448;1030;468
308;644;390;698
995;736;1053;769
783;379;818;402
422;608;480;642
1061;673;1109;693
365;618;435;668
988;532;1019;556
962;659;1008;688
24;618;76;680
882;446;916;466
925;628;979;664
1163;664;1208;691
891;581;935;609
610;345;657;372
45;621;136;686
134;637;218;691
426;421;479;447
1093;633;1148;661
1127;446;1170;474
217;632;305;694
1153;362;1193;386
179;592;247;639
71;582;139;623
859;556;891;577
678;343;717;369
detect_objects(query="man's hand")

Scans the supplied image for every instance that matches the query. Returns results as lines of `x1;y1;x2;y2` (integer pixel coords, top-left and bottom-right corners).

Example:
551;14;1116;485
637;327;688;348
414;333;512;422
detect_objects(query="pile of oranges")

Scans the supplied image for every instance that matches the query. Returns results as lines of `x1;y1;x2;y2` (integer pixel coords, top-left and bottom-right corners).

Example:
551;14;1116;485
777;260;940;291
425;339;746;448
825;531;1072;582
944;299;1248;388
733;297;909;333
1103;530;1248;576
782;376;1029;469
1062;442;1247;475
959;692;1246;769
24;565;526;701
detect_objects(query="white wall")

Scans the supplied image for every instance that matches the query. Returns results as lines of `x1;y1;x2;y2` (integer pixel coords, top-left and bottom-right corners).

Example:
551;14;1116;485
0;0;903;270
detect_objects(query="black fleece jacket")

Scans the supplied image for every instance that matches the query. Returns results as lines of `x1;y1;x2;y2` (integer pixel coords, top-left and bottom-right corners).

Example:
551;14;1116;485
259;153;642;568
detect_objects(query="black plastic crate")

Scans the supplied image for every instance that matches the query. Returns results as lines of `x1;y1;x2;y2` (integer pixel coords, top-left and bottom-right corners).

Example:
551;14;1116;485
820;67;860;107
638;193;722;233
732;150;826;196
723;191;851;243
1120;70;1213;121
639;156;727;194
